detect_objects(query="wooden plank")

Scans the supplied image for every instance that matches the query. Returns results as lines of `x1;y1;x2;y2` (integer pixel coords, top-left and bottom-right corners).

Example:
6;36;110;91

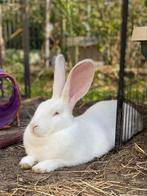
132;26;147;41
0;129;23;149
66;36;99;47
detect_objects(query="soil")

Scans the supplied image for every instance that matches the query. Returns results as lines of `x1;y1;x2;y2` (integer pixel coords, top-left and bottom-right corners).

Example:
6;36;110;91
0;98;147;196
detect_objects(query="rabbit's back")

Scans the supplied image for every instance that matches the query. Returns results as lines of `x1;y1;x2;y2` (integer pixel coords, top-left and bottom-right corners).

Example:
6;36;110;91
82;100;143;141
78;100;117;149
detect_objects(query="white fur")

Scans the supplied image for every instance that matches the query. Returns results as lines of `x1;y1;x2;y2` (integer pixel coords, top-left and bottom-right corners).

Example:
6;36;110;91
20;55;143;173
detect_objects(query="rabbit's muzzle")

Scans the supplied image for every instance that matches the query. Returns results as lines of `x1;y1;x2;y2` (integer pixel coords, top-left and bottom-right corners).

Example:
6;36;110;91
30;123;40;136
32;125;38;132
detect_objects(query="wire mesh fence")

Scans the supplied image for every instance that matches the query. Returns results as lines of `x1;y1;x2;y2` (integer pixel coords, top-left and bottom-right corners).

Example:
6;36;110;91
115;0;147;148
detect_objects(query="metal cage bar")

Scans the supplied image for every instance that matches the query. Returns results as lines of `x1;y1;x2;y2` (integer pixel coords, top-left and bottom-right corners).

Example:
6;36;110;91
115;0;129;149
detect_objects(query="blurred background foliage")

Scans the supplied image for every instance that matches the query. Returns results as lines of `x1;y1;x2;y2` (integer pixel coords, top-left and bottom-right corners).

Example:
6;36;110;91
1;0;147;101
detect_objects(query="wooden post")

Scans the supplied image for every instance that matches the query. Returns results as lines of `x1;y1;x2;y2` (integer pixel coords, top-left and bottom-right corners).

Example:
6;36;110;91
21;0;31;97
0;4;4;68
0;4;3;68
45;0;52;68
0;4;4;97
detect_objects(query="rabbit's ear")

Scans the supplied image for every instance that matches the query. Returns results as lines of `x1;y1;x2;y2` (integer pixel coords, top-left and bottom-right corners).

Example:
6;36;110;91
53;54;65;98
61;59;96;110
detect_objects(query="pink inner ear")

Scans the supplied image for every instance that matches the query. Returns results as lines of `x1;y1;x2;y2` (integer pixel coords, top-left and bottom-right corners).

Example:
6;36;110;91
68;62;95;109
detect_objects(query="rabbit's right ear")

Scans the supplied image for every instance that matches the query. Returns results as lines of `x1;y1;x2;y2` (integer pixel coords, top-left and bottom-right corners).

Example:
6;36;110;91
61;59;96;111
53;54;65;98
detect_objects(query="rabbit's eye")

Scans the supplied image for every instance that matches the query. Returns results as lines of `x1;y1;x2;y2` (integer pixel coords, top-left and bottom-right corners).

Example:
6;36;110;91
53;112;60;116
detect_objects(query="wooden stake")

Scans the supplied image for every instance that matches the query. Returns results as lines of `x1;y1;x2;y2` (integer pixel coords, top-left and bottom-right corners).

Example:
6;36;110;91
21;0;31;97
45;0;52;68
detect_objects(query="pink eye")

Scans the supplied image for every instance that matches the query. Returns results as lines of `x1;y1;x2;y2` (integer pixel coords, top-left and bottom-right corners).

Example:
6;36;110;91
53;112;60;116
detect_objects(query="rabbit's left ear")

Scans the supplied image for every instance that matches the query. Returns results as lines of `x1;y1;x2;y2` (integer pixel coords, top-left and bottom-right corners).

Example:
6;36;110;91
61;59;96;111
53;54;65;98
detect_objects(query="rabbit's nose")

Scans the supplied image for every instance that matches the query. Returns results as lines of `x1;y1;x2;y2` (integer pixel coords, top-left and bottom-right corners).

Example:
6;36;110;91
30;123;39;133
32;125;38;130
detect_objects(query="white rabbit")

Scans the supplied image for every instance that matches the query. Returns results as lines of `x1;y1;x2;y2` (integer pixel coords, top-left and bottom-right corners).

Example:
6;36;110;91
20;54;143;173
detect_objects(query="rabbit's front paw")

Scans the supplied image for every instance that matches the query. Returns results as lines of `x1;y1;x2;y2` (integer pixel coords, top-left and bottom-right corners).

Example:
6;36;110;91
32;162;54;173
19;156;36;169
32;160;64;173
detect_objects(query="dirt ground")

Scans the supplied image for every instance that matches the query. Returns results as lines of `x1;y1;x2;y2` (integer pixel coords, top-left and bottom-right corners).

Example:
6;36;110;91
0;98;147;196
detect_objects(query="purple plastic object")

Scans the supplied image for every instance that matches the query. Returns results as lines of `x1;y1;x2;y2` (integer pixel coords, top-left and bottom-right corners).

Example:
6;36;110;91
0;70;21;129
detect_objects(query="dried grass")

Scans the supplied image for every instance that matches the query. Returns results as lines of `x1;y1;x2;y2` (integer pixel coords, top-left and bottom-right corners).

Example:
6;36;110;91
0;140;146;196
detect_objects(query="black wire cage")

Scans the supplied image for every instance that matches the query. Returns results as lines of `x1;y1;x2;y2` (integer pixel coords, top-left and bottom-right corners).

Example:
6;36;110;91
64;0;147;149
115;0;147;149
60;0;147;149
